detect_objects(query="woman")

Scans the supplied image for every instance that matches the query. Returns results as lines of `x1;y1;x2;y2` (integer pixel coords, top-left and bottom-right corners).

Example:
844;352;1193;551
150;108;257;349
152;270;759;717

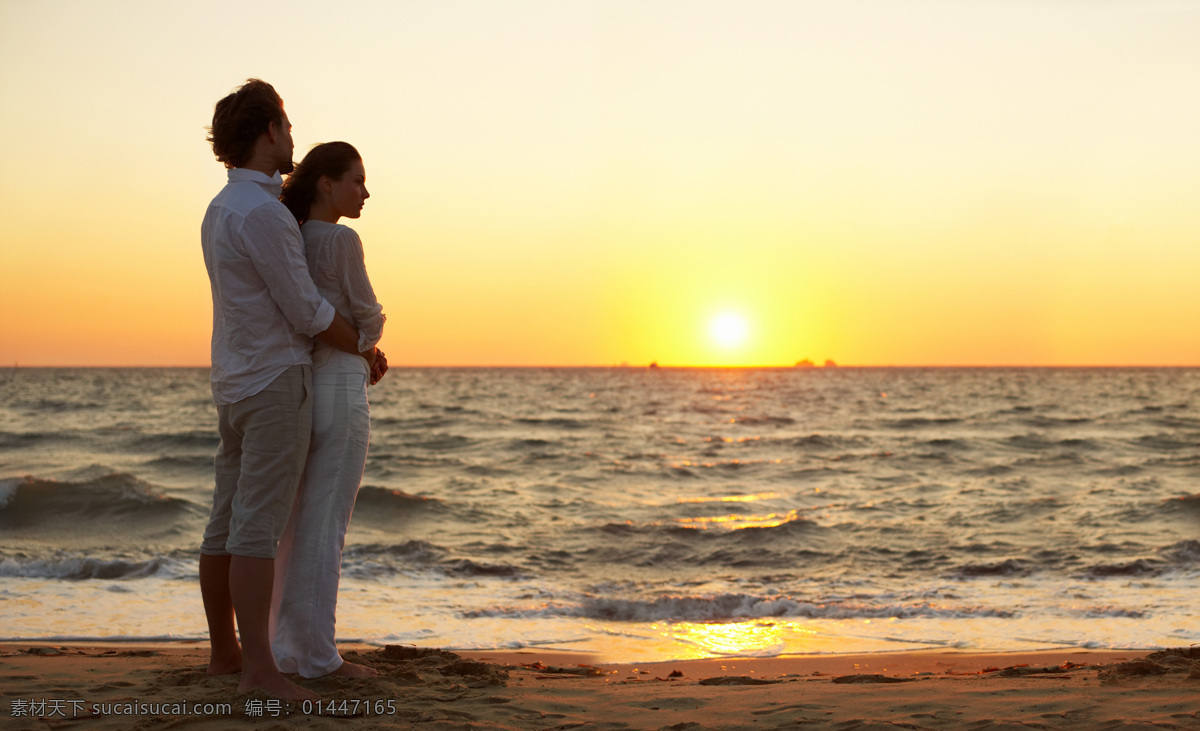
272;141;385;678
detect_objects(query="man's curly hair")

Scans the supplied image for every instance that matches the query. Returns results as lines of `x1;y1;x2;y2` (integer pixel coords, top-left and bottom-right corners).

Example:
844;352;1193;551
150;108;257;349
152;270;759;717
207;79;285;169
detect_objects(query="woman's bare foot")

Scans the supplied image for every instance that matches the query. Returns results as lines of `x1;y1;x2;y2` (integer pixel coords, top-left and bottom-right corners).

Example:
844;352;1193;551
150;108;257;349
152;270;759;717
207;648;242;676
238;671;319;701
329;660;379;678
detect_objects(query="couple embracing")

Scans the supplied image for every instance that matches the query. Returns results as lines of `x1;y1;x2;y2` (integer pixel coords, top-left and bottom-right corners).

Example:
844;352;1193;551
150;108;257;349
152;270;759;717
198;79;385;699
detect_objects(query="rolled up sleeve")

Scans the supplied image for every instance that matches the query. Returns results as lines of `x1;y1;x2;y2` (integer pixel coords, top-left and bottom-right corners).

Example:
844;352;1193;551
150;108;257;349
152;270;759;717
242;204;336;337
332;227;386;351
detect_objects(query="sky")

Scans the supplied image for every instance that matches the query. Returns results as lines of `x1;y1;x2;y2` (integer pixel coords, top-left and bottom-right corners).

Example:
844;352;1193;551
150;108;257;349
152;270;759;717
1;0;1197;367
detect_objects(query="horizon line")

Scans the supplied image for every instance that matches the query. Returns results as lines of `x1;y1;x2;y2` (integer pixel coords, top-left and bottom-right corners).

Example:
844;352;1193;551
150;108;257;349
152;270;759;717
4;363;1199;369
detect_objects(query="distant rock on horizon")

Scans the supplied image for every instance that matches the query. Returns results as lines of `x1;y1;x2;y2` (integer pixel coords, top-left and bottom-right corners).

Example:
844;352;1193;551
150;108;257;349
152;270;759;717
796;359;837;368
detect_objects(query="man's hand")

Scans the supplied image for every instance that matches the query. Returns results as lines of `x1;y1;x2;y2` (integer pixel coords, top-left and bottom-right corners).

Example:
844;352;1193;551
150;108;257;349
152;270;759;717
369;349;388;385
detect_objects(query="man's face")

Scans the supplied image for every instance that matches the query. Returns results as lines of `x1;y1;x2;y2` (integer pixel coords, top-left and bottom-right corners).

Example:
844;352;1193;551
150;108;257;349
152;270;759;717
274;110;295;175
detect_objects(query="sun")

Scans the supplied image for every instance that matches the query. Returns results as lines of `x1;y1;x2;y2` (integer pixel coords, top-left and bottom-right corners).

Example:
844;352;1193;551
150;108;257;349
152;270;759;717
710;312;748;348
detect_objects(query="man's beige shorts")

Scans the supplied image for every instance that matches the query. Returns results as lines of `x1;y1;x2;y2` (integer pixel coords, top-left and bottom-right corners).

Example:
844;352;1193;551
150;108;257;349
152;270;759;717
200;365;312;559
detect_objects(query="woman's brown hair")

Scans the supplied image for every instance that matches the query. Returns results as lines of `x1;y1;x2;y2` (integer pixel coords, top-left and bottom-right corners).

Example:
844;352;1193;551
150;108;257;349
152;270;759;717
280;142;362;224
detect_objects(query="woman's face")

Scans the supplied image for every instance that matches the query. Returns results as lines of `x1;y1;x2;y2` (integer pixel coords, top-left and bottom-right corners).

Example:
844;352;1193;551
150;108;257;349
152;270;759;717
323;158;369;219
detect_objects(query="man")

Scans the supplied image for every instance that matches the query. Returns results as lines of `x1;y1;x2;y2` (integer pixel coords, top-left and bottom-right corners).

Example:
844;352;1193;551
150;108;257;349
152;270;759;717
199;79;376;699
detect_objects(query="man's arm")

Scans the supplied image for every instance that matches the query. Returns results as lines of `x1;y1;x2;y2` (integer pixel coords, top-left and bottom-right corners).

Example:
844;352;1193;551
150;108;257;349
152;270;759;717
316;311;377;367
239;204;374;366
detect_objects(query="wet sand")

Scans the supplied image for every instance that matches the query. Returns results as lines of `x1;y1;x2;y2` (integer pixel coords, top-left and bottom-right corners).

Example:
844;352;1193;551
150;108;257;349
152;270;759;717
3;642;1198;729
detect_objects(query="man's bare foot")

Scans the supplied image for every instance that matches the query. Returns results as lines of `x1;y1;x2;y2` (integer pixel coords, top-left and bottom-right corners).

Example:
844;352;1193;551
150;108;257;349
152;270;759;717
207;648;242;676
238;671;319;701
329;660;379;678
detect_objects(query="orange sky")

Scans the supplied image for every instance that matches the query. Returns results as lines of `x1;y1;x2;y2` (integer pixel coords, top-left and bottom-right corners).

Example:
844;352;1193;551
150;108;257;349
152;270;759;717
1;0;1198;367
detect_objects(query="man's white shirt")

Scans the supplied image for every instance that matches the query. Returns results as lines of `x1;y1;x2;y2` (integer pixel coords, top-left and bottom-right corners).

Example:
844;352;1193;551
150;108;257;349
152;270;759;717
201;168;335;405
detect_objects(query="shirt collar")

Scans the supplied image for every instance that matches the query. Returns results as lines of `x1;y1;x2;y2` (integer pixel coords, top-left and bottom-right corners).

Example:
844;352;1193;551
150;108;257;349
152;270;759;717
228;168;285;195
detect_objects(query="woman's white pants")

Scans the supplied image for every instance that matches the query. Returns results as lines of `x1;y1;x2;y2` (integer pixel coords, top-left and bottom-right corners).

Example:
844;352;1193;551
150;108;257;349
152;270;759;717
270;351;370;678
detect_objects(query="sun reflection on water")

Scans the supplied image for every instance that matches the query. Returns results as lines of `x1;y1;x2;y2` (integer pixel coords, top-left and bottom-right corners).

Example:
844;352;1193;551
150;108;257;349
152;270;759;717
672;509;802;530
660;619;818;658
676;492;781;504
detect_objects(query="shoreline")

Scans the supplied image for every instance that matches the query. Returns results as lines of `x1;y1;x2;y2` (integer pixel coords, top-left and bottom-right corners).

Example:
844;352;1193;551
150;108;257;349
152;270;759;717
0;638;1154;674
6;641;1199;729
461;646;1148;676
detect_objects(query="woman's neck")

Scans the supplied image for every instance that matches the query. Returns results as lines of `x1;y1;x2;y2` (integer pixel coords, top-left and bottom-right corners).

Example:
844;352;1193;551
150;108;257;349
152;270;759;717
307;199;341;224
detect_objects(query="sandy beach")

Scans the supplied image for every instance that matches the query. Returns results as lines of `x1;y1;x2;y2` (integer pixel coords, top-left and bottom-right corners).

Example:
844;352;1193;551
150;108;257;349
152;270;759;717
3;642;1198;729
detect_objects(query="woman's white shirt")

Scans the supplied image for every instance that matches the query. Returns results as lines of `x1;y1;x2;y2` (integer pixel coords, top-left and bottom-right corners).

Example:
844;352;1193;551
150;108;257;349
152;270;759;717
300;220;385;363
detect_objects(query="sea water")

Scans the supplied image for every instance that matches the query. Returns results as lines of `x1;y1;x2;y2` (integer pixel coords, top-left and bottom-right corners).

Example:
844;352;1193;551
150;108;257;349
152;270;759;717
2;367;1199;662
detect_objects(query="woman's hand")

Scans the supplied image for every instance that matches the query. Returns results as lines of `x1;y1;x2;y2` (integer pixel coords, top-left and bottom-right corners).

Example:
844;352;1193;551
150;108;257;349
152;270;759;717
370;349;388;385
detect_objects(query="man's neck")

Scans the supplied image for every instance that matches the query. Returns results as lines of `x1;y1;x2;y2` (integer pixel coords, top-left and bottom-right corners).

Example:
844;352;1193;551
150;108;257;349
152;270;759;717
239;158;278;177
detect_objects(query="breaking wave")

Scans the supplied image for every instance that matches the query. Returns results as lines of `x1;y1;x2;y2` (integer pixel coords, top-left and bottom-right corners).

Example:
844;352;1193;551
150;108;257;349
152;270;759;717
0;554;191;580
0;473;198;529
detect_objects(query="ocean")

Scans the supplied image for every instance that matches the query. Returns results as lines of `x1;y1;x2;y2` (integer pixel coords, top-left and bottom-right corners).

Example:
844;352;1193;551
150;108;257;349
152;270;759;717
2;366;1198;662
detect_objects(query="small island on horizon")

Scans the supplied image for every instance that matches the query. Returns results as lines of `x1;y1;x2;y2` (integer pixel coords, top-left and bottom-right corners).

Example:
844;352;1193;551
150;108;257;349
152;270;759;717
795;359;838;368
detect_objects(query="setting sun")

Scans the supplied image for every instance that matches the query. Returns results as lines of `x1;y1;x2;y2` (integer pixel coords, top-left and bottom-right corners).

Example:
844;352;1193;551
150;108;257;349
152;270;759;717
709;312;748;348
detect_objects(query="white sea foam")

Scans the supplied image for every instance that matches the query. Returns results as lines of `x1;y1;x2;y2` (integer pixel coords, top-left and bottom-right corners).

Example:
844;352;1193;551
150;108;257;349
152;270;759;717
0;477;19;508
464;594;1015;622
0;634;206;643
